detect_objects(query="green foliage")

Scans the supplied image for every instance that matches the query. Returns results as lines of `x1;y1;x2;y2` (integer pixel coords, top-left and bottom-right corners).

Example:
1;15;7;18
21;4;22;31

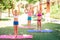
0;0;13;10
16;0;20;2
0;4;4;11
3;0;13;9
26;0;39;4
51;5;60;19
58;5;60;8
0;0;20;10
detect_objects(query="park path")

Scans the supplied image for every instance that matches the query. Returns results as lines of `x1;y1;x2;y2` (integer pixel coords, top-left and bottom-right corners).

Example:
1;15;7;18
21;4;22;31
0;13;36;28
0;13;60;28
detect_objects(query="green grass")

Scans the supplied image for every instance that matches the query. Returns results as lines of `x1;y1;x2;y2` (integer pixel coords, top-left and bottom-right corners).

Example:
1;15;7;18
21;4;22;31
0;18;10;21
0;23;60;40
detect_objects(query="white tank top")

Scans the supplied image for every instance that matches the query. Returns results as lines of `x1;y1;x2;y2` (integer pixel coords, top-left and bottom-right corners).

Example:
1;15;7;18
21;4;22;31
14;16;18;18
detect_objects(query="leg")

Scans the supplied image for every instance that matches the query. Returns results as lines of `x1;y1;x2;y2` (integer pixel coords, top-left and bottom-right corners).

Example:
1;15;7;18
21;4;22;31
37;21;40;30
14;25;18;36
28;20;31;27
28;16;31;27
39;20;41;30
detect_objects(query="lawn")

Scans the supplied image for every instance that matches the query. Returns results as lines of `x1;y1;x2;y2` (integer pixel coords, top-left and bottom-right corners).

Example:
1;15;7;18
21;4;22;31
0;18;10;21
0;23;60;40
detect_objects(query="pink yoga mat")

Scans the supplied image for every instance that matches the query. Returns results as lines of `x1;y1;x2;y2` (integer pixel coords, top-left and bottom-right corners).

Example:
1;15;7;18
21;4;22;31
0;35;33;39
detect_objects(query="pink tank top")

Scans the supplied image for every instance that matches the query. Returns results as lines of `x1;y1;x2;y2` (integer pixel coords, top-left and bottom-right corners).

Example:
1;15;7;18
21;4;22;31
37;13;42;20
28;11;32;16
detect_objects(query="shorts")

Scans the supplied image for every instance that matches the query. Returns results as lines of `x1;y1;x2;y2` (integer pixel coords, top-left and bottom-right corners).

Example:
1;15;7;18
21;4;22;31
28;16;31;20
13;21;19;25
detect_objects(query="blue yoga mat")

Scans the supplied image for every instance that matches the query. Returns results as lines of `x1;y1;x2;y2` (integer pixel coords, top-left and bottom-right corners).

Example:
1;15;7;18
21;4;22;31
28;29;53;33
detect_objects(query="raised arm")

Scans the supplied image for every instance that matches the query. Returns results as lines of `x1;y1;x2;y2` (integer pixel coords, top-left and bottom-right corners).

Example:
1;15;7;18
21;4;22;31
24;7;28;14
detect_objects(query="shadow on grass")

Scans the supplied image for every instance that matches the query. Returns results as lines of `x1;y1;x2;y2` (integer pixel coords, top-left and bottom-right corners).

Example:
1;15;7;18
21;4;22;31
0;19;10;21
0;23;60;40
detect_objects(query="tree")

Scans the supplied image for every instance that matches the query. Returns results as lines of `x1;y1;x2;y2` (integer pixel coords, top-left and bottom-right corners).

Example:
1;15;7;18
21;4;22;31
5;0;13;17
0;4;3;20
0;0;20;19
0;0;5;20
0;0;12;18
26;0;39;4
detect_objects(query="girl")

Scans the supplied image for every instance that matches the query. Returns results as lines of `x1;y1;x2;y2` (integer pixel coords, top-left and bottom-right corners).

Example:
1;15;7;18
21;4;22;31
25;4;34;27
37;3;42;30
37;10;42;30
13;8;19;37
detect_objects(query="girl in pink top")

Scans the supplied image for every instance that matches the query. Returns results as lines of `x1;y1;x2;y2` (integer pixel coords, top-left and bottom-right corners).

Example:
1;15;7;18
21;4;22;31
25;4;34;27
37;10;42;30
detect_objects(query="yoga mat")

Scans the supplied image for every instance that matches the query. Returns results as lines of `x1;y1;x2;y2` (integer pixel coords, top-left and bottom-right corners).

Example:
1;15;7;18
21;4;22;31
28;29;53;33
0;35;33;39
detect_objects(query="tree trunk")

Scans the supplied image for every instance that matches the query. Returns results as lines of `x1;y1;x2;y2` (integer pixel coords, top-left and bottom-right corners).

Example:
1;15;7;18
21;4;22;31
8;9;10;17
12;8;13;15
58;0;60;8
0;11;2;20
12;3;14;15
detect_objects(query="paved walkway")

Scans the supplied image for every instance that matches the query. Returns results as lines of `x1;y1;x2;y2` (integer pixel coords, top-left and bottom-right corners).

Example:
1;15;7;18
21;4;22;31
50;18;60;24
0;13;60;28
0;13;36;28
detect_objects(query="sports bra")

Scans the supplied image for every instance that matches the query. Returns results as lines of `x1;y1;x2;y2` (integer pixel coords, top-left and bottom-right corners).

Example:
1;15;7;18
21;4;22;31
14;16;18;18
37;13;42;16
